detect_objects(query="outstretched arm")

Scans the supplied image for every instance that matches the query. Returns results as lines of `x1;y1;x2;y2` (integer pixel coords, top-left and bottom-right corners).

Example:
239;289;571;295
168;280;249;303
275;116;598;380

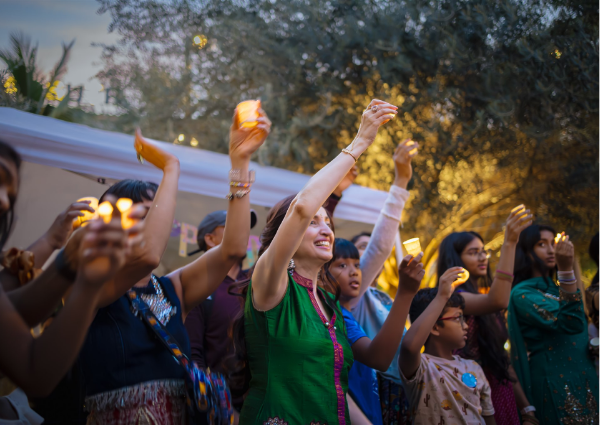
352;253;424;371
98;131;180;306
461;208;532;315
169;109;271;317
400;266;462;378
0;213;129;397
252;100;398;311
351;140;417;308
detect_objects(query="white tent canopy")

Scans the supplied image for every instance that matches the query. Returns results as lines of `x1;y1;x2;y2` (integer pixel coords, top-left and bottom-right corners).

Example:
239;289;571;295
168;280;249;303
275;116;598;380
0;108;388;272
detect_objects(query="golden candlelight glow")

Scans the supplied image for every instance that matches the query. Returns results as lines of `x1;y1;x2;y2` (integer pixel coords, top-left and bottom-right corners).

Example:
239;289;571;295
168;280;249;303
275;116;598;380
190;137;199;147
403;237;422;257
237;100;261;128
178;134;185;142
193;35;208;49
74;197;99;228
453;268;470;287
97;201;114;224
554;232;566;244
116;198;135;229
511;204;525;214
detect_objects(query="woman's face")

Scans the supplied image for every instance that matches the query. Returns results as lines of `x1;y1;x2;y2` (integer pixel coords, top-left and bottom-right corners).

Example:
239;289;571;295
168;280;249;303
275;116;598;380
0;156;19;217
330;256;362;302
533;230;556;270
354;235;370;257
460;237;488;278
294;207;334;265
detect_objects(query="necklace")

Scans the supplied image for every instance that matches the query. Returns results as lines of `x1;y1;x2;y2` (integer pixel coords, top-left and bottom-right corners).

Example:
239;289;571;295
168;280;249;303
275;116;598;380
139;275;177;326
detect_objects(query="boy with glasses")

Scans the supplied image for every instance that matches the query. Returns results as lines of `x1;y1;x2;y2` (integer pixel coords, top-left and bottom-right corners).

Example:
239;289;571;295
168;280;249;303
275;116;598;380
399;266;497;425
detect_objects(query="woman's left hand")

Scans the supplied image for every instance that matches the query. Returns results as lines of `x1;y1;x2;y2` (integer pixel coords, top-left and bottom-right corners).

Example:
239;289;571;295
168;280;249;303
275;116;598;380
229;107;272;162
555;235;575;271
134;129;180;171
44;200;96;249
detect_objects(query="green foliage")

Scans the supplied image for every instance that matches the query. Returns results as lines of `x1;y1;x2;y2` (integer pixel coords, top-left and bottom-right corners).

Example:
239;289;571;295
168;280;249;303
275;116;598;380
96;0;598;264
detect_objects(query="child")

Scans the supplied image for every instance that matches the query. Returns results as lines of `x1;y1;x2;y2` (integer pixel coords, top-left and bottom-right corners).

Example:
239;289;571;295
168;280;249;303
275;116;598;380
399;267;496;425
329;239;424;424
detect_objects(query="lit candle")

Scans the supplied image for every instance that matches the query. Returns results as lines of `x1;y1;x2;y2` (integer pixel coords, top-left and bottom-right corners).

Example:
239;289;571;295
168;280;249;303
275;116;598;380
97;201;114;224
453;268;470;288
554;232;565;244
116;198;135;229
75;197;99;228
402;238;422;258
236;100;261;128
511;204;525;214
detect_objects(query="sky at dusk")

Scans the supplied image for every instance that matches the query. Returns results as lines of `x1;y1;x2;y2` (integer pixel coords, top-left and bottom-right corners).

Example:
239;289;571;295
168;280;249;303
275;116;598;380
0;0;119;112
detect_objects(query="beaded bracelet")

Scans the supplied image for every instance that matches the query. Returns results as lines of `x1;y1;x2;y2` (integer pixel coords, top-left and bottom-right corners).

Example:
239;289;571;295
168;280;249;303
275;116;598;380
229;169;255;184
342;148;358;163
225;189;251;201
229;181;252;188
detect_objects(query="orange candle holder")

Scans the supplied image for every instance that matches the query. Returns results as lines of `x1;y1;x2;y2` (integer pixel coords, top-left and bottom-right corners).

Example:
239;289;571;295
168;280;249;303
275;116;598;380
236;100;261;128
75;197;99;228
403;238;422;258
453;268;470;288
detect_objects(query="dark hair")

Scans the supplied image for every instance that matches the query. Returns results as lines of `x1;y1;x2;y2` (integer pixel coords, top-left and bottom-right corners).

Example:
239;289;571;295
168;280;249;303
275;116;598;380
0;141;21;250
514;224;556;288
333;238;360;261
409;287;465;324
589;232;599;286
437;231;511;383
351;231;371;245
99;179;158;203
225;195;339;392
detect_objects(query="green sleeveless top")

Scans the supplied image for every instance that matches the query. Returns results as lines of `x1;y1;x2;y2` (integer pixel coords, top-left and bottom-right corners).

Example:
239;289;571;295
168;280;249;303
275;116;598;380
239;271;354;425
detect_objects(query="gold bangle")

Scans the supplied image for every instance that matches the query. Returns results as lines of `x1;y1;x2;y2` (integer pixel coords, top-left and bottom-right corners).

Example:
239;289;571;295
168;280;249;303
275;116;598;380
342;148;358;163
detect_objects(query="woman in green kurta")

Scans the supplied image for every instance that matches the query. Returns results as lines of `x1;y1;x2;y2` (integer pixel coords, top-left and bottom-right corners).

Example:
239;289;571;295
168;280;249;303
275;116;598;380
231;100;419;425
508;225;598;425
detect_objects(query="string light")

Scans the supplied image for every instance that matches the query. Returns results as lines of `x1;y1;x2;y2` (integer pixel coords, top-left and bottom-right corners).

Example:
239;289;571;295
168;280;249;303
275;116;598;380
190;137;199;147
193;35;208;49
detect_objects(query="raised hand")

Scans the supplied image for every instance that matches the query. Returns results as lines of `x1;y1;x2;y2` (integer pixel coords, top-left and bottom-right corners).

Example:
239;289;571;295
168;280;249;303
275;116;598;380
438;267;463;300
355;99;398;146
134;129;180;171
393;139;419;188
229;106;272;162
504;207;533;244
333;165;358;197
398;252;426;295
555;235;574;271
44;200;96;249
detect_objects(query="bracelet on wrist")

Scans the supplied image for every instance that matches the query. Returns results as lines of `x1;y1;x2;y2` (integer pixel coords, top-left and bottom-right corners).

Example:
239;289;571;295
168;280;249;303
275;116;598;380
495;269;514;283
229;169;255;184
342;148;358;163
225;189;251;201
520;406;536;414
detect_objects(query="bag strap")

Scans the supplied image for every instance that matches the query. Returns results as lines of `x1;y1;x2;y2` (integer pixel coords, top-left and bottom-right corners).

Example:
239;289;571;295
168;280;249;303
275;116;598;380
127;282;232;424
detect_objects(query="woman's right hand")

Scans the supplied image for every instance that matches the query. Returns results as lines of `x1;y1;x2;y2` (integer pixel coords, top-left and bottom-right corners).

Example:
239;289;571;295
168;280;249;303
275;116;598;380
229;107;272;163
438;267;462;300
504;207;533;245
134;128;180;172
555;235;575;271
354;99;398;147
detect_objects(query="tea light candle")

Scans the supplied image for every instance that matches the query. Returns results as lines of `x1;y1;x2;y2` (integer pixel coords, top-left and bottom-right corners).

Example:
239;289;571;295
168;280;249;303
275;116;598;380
97;201;114;224
116;198;135;229
453;268;470;287
75;197;99;228
237;100;261;128
403;238;422;258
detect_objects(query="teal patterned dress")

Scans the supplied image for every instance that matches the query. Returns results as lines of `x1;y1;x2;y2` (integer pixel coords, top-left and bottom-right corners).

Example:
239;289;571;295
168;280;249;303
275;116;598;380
508;277;598;424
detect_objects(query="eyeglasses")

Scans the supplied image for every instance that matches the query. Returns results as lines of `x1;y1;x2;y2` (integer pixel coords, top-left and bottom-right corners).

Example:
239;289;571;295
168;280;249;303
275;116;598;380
437;314;465;326
465;249;492;259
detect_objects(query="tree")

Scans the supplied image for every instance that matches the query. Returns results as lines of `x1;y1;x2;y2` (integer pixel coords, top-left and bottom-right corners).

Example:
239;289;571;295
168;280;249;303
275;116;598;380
96;0;598;287
0;32;84;121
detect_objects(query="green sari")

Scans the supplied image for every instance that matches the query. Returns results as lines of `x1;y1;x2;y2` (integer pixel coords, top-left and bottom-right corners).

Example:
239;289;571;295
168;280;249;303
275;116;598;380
239;271;354;425
508;277;598;424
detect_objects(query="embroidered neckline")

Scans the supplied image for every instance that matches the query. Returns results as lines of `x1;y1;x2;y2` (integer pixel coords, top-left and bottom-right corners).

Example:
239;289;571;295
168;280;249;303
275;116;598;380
293;270;346;425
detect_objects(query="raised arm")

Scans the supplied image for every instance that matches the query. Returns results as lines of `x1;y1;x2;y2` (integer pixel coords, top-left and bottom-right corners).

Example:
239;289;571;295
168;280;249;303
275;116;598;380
169;109;271;317
461;207;532;315
252;100;398;310
0;213;129;397
98;131;180;306
350;140;417;308
351;253;423;371
400;266;462;378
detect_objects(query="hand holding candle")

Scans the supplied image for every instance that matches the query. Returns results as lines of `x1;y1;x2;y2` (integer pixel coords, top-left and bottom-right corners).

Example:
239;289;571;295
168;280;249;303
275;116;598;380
236;100;261;128
452;268;470;288
403;238;422;258
74;197;99;228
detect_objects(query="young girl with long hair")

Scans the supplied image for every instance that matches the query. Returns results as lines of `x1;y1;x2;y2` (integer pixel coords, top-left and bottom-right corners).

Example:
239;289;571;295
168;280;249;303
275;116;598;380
436;209;534;425
508;225;598;424
230;100;416;424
